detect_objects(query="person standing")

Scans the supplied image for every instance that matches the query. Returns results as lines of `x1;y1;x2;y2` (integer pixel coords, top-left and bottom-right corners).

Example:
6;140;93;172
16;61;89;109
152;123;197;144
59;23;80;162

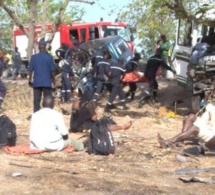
160;34;175;78
61;59;74;103
92;51;111;104
160;34;171;63
124;53;141;101
0;50;7;110
55;43;69;60
12;46;22;80
29;40;56;113
138;48;175;108
91;48;104;75
104;57;129;112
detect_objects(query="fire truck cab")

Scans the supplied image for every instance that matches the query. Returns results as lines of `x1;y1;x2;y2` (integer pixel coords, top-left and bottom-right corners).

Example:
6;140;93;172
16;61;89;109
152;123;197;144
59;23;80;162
13;21;134;63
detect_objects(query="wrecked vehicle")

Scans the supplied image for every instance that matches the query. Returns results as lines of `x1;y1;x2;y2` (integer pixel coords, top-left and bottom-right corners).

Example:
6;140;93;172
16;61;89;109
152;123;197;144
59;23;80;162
55;35;133;97
172;7;215;113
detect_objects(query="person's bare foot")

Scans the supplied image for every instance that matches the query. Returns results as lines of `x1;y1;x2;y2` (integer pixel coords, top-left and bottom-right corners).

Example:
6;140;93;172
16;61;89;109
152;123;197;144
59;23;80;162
157;133;170;148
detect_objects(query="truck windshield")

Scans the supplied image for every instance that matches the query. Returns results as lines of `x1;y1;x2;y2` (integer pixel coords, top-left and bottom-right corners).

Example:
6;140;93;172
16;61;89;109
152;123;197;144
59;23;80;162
101;26;131;41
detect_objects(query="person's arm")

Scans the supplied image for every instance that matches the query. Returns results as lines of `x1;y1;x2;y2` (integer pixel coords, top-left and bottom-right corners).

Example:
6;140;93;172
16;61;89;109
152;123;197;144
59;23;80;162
160;59;176;73
49;56;56;86
57;112;69;140
108;120;132;131
55;48;62;59
28;56;34;87
72;100;80;110
88;102;97;121
105;63;112;78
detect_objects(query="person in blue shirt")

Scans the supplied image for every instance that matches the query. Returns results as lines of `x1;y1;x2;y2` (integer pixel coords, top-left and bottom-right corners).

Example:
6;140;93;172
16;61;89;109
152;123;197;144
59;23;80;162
29;40;56;112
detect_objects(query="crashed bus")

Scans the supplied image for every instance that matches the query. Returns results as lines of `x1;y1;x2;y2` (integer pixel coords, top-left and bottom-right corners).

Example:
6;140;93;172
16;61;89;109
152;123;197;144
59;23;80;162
173;7;215;112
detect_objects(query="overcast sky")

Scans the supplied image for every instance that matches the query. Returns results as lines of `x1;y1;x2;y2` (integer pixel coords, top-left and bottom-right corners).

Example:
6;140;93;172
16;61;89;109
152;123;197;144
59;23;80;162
78;0;131;22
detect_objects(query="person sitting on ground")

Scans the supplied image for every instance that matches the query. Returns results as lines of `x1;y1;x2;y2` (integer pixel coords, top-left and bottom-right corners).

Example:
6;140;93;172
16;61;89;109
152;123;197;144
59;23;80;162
69;90;97;133
30;95;84;151
158;102;215;154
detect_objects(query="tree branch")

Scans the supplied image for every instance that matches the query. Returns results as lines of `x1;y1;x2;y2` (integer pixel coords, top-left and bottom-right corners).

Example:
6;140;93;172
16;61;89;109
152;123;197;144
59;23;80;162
0;2;29;37
69;0;95;5
164;0;215;26
48;0;94;43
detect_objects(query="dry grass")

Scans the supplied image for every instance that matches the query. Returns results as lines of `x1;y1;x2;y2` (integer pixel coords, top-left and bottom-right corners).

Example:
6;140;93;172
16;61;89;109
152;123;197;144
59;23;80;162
4;81;33;113
1;79;215;195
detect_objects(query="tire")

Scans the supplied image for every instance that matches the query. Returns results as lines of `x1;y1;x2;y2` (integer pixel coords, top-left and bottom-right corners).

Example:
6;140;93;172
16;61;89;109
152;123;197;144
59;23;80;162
190;95;201;113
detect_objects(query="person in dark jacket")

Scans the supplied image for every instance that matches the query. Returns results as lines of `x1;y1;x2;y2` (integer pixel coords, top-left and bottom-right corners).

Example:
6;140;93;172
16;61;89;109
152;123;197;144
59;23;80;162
92;48;104;74
61;59;74;103
138;48;176;108
0;50;7;110
104;57;129;112
125;53;141;101
55;43;69;60
70;90;97;132
92;51;111;104
29;40;56;112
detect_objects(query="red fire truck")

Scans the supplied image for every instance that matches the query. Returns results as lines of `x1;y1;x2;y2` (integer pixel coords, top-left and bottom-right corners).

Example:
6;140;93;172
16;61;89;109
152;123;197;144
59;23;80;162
13;21;134;63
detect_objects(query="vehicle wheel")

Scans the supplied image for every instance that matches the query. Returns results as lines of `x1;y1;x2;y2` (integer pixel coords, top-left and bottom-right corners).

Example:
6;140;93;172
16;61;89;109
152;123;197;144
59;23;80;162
190;95;201;113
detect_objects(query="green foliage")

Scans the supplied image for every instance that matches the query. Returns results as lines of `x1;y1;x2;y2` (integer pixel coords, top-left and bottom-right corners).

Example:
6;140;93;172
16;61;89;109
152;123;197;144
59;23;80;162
119;0;215;57
119;0;177;57
0;0;86;48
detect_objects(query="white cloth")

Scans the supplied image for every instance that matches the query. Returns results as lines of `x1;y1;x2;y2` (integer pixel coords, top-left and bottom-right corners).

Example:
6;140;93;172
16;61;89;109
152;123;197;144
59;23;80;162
30;108;68;151
193;103;215;142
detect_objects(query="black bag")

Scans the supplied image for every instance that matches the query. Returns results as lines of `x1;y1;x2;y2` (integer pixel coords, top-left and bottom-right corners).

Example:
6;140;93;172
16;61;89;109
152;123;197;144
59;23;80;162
88;117;116;155
0;115;16;147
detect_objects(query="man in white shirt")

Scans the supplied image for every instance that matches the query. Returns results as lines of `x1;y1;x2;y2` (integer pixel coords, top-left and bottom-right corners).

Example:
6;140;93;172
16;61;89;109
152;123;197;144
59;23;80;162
30;95;84;151
157;102;215;154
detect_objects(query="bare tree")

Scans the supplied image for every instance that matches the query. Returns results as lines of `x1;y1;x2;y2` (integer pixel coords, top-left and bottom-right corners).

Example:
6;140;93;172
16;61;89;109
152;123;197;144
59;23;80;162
164;0;215;26
0;0;94;61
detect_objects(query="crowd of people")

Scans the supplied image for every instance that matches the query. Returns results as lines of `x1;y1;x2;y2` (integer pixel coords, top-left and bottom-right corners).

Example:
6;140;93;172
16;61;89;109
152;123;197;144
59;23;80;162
1;34;214;155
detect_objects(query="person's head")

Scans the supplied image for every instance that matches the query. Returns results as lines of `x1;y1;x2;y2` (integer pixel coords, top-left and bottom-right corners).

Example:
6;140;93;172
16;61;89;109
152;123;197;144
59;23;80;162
15;47;18;52
0;50;3;59
103;49;111;60
42;95;55;109
62;43;69;50
38;40;47;51
155;48;162;56
160;34;167;42
133;53;141;61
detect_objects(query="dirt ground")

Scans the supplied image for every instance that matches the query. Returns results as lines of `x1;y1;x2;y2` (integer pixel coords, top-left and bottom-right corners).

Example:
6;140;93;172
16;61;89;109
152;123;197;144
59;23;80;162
1;78;215;195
